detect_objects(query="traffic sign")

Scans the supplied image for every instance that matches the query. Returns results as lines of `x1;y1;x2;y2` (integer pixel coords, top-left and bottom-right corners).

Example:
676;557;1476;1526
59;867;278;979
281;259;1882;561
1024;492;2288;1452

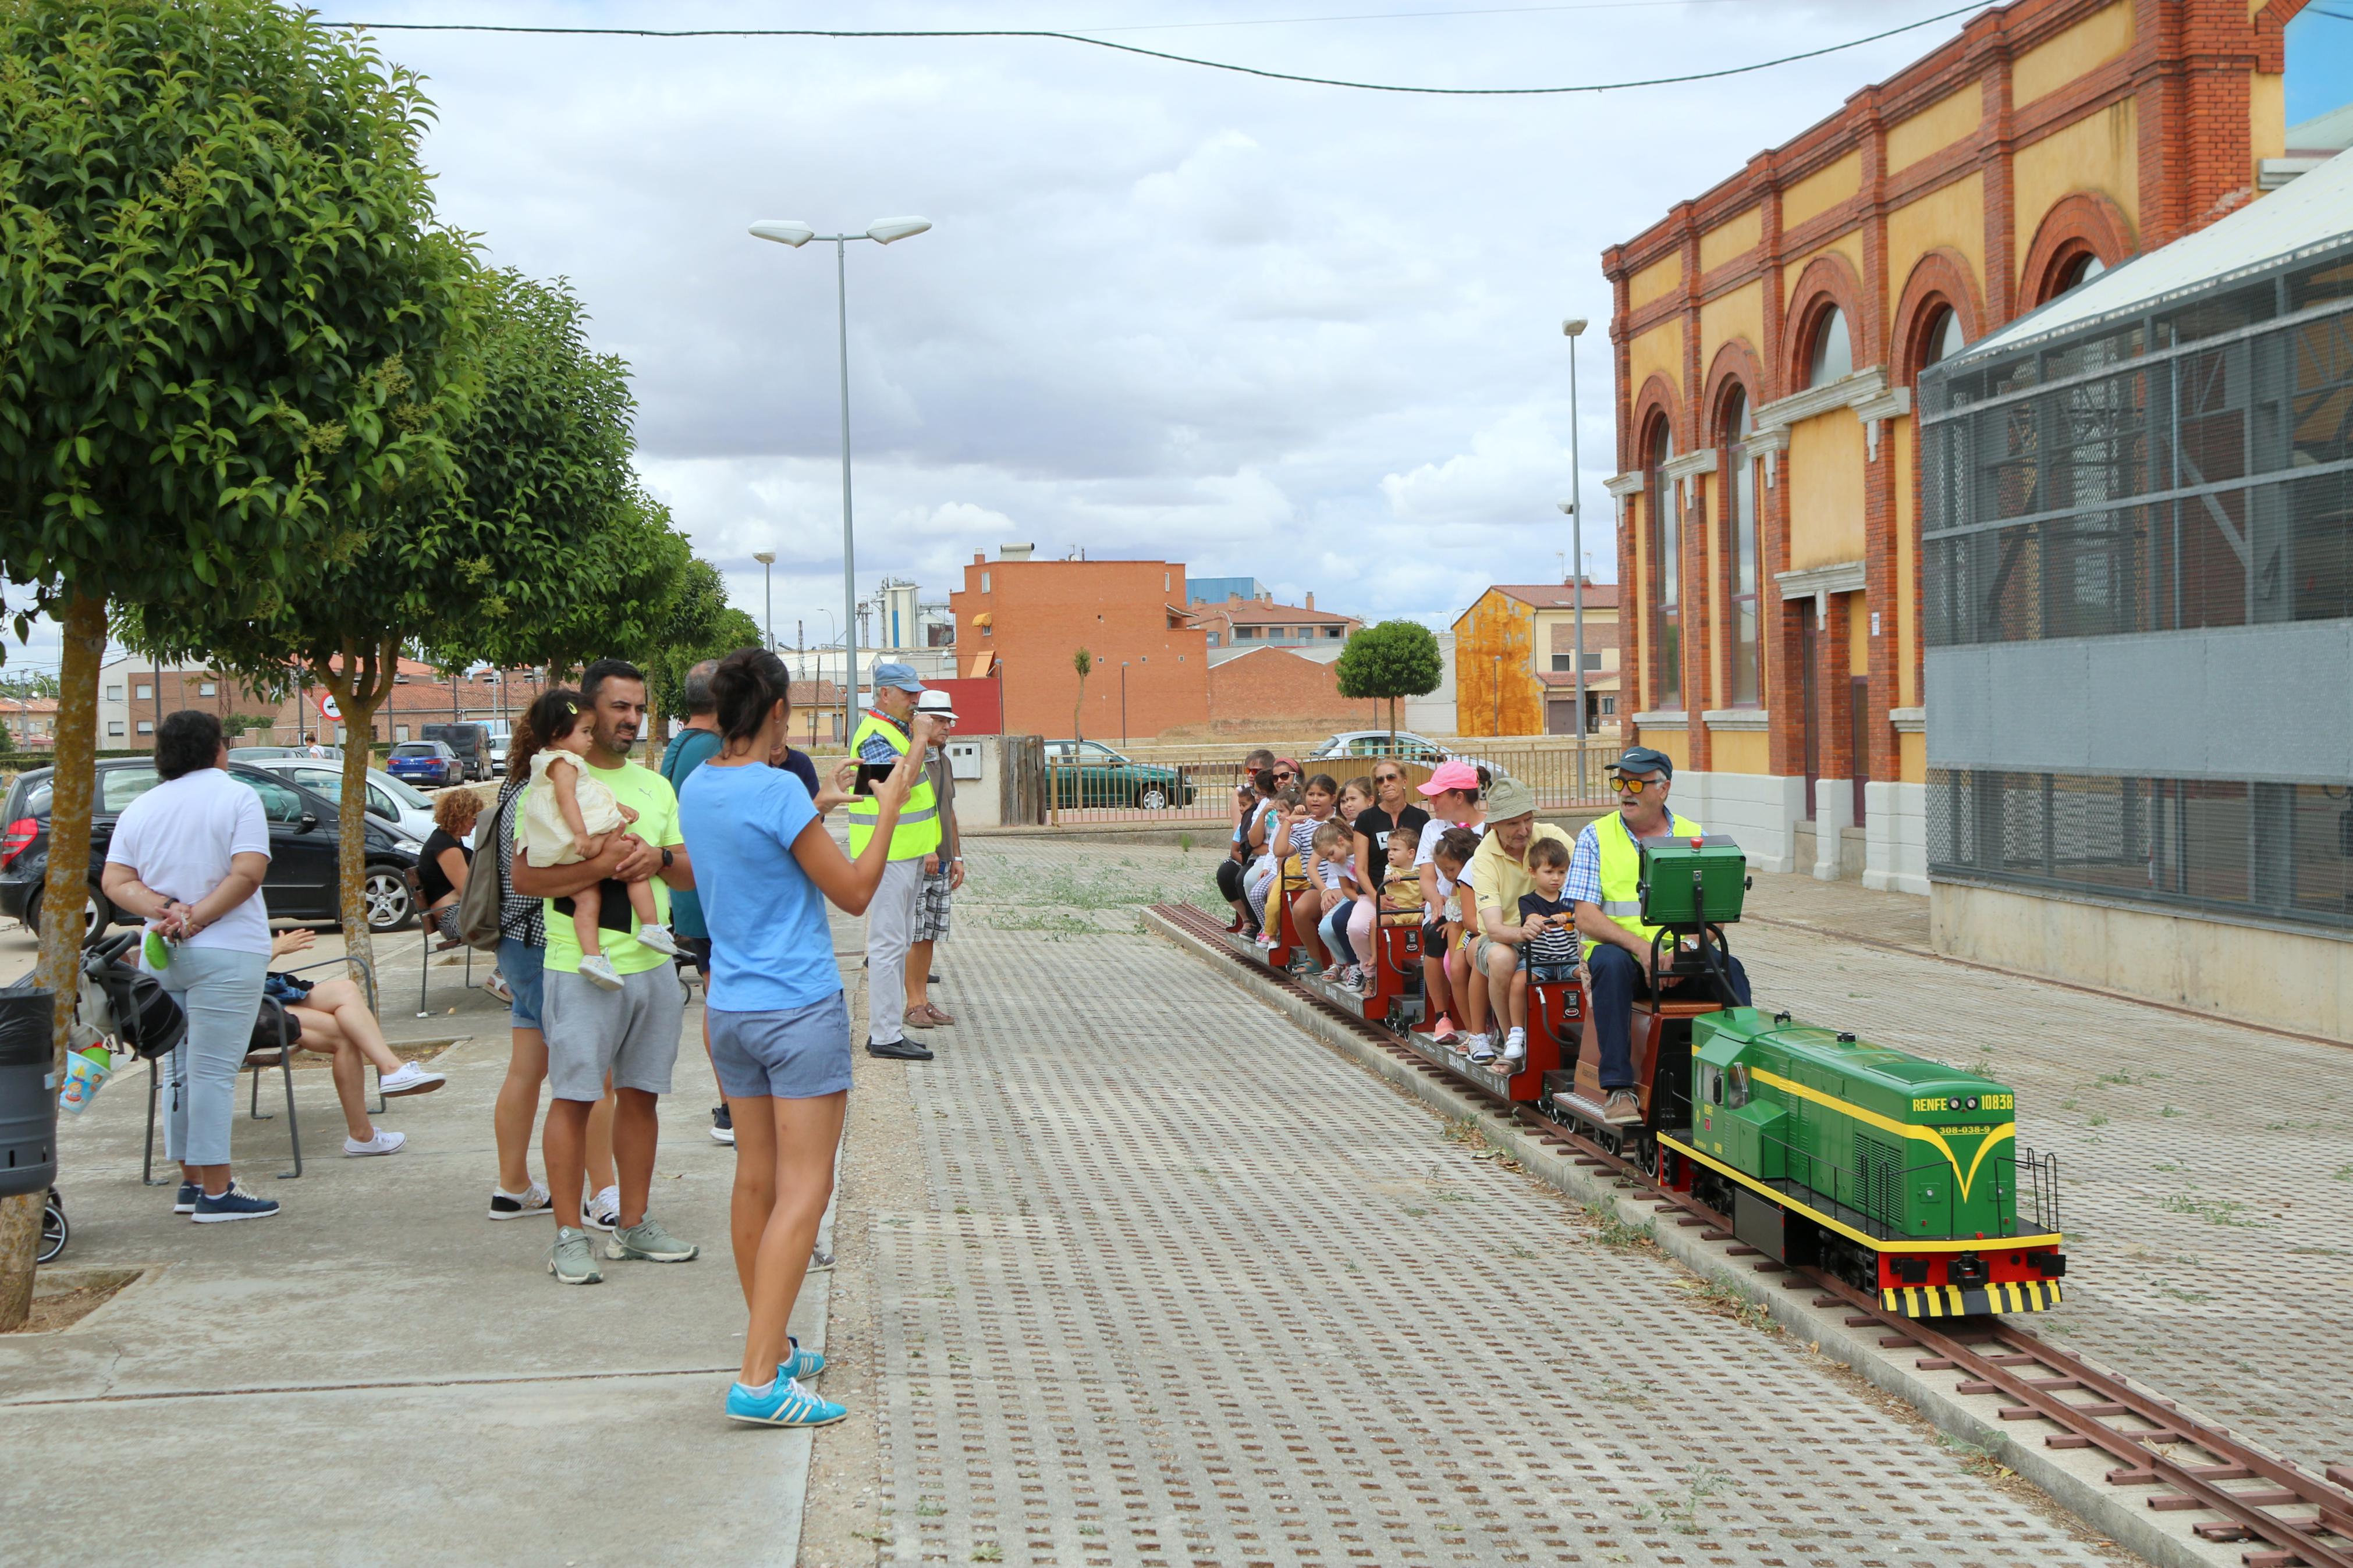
315;690;341;723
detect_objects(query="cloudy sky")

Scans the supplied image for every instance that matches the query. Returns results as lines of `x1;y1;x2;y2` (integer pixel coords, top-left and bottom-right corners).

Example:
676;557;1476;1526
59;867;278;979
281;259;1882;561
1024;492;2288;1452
7;1;2348;670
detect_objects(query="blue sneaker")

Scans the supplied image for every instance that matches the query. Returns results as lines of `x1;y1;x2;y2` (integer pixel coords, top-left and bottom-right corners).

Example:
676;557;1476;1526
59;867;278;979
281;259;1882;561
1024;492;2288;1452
779;1335;825;1381
191;1181;281;1224
725;1375;846;1428
173;1182;200;1215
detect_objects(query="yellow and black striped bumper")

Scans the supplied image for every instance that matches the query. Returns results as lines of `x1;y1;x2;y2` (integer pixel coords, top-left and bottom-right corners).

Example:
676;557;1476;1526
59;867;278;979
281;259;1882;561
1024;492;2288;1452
1881;1279;2063;1317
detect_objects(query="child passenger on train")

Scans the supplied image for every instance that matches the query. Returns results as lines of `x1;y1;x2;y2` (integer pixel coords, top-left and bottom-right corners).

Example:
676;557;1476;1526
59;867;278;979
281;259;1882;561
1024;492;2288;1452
1501;837;1580;1068
1282;774;1342;970
1339;826;1428;995
1249;781;1308;948
1430;827;1484;1052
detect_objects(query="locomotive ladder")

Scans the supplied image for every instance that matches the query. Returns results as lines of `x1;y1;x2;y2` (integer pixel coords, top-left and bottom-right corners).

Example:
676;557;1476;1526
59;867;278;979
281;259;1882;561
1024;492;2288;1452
1155;901;2353;1568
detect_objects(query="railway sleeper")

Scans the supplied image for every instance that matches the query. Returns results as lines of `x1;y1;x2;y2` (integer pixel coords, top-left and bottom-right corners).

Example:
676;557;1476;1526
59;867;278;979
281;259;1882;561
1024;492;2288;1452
2152;1488;2302;1510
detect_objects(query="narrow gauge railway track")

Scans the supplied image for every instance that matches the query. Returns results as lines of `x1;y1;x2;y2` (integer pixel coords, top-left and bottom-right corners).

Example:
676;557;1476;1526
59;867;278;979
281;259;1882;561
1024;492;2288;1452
1154;901;2353;1568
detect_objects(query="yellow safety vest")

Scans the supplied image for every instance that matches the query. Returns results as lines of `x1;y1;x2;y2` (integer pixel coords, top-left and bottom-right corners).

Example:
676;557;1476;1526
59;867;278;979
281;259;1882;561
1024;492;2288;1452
1585;809;1703;960
846;712;942;861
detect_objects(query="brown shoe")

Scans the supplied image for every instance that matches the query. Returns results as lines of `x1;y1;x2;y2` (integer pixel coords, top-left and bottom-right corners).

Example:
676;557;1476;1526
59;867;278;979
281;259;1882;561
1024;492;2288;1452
1603;1089;1644;1126
920;1003;957;1026
903;1006;935;1030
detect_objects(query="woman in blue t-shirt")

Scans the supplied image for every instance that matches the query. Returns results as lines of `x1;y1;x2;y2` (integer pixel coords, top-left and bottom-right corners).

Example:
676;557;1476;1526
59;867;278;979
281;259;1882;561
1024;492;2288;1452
677;646;933;1431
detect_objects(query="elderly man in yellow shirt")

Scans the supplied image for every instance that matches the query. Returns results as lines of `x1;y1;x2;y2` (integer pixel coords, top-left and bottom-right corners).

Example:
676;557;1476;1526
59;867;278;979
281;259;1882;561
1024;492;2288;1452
1463;777;1575;1068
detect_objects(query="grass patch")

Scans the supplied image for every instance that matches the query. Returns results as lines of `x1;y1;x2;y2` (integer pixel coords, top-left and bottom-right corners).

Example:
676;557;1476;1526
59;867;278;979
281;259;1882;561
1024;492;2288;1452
1636;1466;1729;1535
2152;1278;2211;1304
1676;1276;1777;1333
1936;1434;2017;1482
2157;1194;2267;1228
1582;1200;1654;1250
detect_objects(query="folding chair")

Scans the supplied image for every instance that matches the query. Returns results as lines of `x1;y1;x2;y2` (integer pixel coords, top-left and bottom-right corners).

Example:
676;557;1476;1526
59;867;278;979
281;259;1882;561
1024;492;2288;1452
410;867;474;1018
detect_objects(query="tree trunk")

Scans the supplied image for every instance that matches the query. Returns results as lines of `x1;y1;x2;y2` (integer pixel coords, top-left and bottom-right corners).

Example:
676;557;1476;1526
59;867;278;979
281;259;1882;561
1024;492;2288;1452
0;592;105;1329
321;636;396;984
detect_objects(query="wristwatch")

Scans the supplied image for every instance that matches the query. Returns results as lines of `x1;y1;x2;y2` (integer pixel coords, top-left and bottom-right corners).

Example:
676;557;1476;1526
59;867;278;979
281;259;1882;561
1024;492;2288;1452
660;848;675;869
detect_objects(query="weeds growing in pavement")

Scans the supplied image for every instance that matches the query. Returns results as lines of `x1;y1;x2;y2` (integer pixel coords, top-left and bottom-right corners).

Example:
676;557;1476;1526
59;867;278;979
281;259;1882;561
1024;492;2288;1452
1582;1200;1653;1249
1637;1466;1728;1535
972;1545;1004;1562
1676;1276;1777;1332
2158;1193;2267;1227
2333;1164;2353;1182
914;1498;945;1517
1936;1434;2017;1482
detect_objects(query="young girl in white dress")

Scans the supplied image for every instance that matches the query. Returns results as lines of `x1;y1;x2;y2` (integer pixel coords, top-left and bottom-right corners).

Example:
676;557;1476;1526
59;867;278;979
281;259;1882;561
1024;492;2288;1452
521;695;679;989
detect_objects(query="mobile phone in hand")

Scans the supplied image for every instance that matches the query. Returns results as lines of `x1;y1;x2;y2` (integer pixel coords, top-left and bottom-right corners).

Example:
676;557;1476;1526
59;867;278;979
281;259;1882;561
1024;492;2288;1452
853;762;895;797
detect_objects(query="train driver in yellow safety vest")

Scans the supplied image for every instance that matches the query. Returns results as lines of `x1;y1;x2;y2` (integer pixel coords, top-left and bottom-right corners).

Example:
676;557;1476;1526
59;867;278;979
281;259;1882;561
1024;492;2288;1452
1566;746;1753;1128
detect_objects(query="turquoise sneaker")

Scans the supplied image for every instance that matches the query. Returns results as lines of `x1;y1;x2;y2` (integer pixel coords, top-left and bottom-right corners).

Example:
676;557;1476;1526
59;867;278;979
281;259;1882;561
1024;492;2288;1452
780;1335;825;1381
726;1375;845;1428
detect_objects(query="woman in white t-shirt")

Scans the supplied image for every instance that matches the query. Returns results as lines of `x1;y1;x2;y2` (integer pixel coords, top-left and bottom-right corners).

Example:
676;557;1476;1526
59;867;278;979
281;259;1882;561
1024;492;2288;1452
1412;761;1488;1043
101;710;279;1224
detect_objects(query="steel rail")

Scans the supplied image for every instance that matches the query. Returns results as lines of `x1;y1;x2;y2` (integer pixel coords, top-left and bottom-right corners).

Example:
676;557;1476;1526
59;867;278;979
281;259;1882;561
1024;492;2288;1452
1154;901;2353;1568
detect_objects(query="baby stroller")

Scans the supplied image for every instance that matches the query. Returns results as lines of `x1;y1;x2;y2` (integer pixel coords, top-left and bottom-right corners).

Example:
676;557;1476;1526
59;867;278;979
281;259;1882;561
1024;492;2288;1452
40;1187;65;1264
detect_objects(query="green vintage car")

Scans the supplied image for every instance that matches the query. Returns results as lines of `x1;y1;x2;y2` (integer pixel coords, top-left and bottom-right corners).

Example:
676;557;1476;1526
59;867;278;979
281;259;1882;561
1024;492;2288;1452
1044;740;1196;810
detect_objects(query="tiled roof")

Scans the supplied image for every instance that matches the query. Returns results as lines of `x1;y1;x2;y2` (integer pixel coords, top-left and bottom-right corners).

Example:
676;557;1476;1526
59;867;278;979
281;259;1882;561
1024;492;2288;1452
1482;583;1622;611
1190;601;1357;625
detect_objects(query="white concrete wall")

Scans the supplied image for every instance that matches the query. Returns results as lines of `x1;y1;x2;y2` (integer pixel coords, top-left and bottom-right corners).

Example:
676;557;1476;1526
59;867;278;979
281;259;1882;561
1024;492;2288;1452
1863;781;1929;895
1811;778;1854;881
1675;770;1808;874
1933;879;2353;1043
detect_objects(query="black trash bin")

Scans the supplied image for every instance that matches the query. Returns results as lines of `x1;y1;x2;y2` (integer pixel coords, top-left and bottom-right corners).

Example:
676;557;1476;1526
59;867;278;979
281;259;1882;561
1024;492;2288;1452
0;989;56;1199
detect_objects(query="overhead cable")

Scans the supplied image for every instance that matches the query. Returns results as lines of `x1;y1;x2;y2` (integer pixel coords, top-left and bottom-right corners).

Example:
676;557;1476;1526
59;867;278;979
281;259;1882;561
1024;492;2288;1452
324;4;1994;96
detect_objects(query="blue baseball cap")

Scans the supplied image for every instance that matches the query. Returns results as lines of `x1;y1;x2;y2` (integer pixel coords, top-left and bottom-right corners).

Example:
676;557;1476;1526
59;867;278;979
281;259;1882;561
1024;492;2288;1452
872;662;927;695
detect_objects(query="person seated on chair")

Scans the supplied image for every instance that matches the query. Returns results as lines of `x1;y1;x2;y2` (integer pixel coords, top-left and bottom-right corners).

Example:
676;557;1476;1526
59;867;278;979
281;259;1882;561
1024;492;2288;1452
1464;778;1574;1069
418;789;480;941
269;928;445;1157
1567;746;1752;1128
1507;836;1580;1062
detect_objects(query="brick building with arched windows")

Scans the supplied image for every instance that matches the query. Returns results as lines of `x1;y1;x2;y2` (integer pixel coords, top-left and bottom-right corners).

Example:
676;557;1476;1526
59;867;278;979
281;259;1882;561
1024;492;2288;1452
1602;0;2326;888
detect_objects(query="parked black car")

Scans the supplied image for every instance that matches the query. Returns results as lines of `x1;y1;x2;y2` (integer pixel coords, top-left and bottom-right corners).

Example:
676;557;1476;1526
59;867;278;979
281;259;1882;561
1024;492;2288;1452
421;723;492;781
0;760;421;941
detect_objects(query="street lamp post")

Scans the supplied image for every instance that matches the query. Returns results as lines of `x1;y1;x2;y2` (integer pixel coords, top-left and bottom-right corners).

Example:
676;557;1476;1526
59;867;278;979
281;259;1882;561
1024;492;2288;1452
1562;317;1591;745
754;550;776;652
750;214;932;751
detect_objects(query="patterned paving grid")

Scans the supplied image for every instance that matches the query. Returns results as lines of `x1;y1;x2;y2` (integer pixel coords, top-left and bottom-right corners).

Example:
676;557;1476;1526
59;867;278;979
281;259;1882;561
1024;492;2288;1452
967;838;2353;1480
871;915;2124;1567
1738;922;2353;1477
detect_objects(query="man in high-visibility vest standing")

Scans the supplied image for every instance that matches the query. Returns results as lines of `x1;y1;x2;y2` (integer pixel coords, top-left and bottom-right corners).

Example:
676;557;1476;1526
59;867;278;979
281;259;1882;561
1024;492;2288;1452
852;663;943;1062
1566;746;1752;1126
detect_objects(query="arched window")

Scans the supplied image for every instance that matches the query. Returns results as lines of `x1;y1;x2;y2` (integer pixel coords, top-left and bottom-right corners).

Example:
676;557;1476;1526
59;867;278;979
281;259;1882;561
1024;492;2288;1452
1919;305;1964;371
1719;387;1762;707
2052;252;2104;296
1645;418;1680;710
1807;305;1853;387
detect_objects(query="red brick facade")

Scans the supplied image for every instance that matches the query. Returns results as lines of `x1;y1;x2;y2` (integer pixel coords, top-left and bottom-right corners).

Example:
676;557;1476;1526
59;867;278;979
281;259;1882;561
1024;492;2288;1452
1603;0;2309;806
949;554;1210;741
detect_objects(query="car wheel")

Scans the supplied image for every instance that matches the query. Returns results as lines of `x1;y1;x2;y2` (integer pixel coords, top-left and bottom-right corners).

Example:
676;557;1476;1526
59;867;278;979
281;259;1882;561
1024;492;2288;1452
363;865;414;933
1134;785;1169;810
28;884;111;946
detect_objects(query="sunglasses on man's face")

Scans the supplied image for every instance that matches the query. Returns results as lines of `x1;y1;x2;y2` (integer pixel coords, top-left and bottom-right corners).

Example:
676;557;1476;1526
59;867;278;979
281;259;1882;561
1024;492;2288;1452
1609;775;1659;795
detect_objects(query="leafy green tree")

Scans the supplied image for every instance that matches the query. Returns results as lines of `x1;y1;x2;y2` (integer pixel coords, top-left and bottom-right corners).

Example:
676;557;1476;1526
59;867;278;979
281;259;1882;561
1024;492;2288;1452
1072;647;1092;741
0;0;472;1325
136;270;690;967
638;557;762;733
1335;620;1445;745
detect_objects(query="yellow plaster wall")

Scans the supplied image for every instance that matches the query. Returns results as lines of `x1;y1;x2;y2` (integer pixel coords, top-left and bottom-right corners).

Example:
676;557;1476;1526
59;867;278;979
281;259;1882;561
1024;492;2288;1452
1631;494;1651;713
1787;414;1867;571
1709;727;1769;775
1900;730;1925;784
1456;592;1543;737
2014;98;2141;285
1847;587;1869;677
1887;87;1983;172
2252;73;2284;162
1893;417;1918;709
1631;251;1684;310
1701;477;1723;709
2012;1;2133;108
1699;207;1761;273
1783;151;1861;230
1698;282;1765;378
1886;172;1986;308
1642;726;1691;774
1627;318;1684;411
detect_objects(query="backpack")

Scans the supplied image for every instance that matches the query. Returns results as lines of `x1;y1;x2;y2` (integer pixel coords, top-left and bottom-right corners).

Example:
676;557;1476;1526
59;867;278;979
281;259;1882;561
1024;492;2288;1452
83;953;185;1061
452;788;512;952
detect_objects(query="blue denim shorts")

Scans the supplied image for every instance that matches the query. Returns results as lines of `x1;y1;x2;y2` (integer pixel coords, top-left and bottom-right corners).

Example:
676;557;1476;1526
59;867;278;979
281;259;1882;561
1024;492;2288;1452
499;936;546;1030
708;991;853;1101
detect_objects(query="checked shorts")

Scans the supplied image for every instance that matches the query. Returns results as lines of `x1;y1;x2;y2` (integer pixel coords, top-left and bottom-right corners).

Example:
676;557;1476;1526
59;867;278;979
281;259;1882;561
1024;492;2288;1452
913;866;954;944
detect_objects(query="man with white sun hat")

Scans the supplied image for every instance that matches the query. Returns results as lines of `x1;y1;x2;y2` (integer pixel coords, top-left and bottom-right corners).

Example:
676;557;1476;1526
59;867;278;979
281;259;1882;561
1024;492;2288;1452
902;687;963;1032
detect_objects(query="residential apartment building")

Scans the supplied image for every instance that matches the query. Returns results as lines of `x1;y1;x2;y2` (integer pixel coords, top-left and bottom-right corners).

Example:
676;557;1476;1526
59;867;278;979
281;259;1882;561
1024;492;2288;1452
1186;575;1266;607
949;546;1209;740
1189;594;1362;662
1603;0;2331;881
1920;149;2353;1039
1452;581;1621;737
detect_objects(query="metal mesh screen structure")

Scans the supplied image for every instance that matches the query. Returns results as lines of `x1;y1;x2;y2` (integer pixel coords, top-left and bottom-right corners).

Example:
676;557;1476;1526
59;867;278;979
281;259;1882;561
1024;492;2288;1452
1919;234;2353;926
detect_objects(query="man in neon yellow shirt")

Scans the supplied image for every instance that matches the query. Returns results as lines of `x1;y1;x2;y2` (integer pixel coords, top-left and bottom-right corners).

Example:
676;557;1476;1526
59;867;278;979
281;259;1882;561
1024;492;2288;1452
512;659;700;1285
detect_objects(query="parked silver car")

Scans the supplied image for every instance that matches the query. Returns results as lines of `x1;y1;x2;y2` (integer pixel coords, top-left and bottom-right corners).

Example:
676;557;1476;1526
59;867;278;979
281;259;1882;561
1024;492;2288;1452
1305;730;1507;781
245;758;435;845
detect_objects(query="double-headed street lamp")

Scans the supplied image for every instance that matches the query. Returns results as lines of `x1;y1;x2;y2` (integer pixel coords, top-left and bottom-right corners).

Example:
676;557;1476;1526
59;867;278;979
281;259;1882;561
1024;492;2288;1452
1560;316;1591;743
749;214;932;745
753;550;776;652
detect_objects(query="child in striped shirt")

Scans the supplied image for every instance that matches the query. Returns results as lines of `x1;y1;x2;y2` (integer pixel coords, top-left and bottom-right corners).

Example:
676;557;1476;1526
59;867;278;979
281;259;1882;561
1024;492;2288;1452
1503;836;1580;1066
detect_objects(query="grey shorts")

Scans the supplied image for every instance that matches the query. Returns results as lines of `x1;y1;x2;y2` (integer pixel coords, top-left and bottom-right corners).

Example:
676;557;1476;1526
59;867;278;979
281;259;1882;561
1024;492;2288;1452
708;992;853;1100
541;965;687;1101
913;868;953;944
